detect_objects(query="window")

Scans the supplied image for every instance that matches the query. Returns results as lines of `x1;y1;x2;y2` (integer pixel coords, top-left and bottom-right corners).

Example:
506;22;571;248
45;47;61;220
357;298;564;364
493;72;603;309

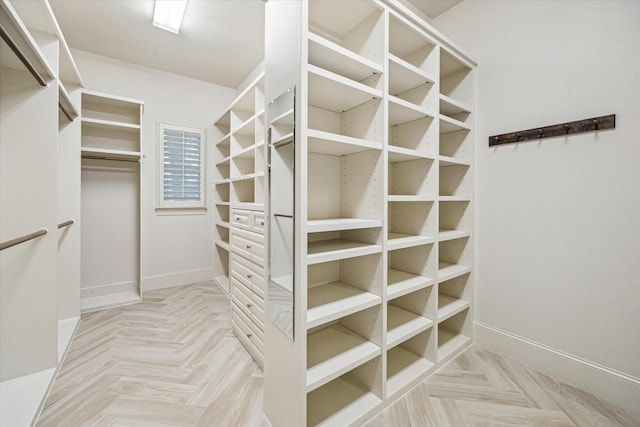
158;122;206;211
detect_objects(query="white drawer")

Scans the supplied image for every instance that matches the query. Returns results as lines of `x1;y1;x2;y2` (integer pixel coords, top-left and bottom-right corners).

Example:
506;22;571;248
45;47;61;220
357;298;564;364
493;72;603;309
232;301;264;352
232;320;263;366
231;209;251;229
232;256;265;298
232;277;265;330
252;211;265;234
231;229;264;266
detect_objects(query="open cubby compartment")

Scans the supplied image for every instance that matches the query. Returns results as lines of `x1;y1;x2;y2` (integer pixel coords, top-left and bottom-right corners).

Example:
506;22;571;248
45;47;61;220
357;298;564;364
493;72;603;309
388;157;434;197
216;224;230;245
231;126;255;154
440;48;473;109
386;327;436;399
389;13;437;72
307;304;383;392
214;179;230;201
308;0;384;74
388;201;436;249
307;254;382;329
81;124;139;152
388;115;436;155
214;245;230;284
231;179;255;204
82;92;141;125
439;163;471;198
307;354;383;427
254;175;265;205
230;87;256;129
439;200;471;240
438;272;471;324
215;160;230;180
308;148;383;224
216;134;231;159
216;203;230;223
231;155;255;178
387;287;435;349
307;227;382;266
214;109;231;136
438;236;471;283
388;243;436;300
439;127;471;163
437;307;471;363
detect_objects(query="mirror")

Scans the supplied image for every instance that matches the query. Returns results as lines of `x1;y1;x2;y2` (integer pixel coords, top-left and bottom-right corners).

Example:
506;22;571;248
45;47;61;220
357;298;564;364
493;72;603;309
267;87;295;340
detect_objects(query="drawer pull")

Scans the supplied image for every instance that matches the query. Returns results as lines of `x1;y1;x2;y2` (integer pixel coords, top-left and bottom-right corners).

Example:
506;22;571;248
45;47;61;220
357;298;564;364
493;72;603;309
247;303;253;308
246;244;252;249
259;221;264;226
235;216;240;221
247;274;253;279
246;333;252;339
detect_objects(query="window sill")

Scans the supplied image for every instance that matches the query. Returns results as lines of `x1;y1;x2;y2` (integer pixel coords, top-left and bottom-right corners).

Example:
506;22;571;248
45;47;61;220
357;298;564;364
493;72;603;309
156;207;207;216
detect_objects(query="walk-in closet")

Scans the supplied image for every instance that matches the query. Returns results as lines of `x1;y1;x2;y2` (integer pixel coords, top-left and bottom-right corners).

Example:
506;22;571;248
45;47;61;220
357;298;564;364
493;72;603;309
1;0;638;426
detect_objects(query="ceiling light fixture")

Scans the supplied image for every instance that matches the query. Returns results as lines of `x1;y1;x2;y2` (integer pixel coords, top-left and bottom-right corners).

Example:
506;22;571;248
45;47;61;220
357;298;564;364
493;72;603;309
153;0;188;34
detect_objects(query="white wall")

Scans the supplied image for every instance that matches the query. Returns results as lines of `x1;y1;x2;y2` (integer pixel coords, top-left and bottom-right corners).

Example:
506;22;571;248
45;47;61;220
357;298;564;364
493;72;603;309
72;50;235;291
433;0;640;409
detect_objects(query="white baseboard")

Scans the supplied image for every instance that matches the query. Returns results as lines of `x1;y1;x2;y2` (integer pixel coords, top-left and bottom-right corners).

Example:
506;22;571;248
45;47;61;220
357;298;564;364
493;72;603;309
141;267;214;292
474;321;640;412
81;280;137;299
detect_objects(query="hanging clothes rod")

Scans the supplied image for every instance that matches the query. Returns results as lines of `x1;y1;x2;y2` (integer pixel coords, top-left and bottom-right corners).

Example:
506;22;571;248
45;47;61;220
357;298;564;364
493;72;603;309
81;155;141;163
0;228;48;251
0;23;47;87
58;220;74;229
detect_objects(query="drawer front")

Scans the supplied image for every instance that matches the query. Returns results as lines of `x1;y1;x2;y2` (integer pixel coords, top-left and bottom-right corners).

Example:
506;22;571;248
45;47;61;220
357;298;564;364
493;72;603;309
232;278;265;330
232;301;264;352
231;209;251;229
232;256;265;298
232;321;263;365
231;229;264;265
252;211;265;234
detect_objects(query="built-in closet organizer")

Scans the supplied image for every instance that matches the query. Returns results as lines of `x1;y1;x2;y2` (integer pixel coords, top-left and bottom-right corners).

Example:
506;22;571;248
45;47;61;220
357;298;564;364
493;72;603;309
263;1;476;426
80;90;144;312
1;0;83;424
213;72;267;365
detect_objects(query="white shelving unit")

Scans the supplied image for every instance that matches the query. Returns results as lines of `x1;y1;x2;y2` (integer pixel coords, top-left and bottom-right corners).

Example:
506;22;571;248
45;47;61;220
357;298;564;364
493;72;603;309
80;90;144;312
263;1;475;425
213;73;265;293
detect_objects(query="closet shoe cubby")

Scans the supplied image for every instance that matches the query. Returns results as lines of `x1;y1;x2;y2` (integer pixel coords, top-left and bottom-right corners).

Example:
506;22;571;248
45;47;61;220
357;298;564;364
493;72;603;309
262;0;476;425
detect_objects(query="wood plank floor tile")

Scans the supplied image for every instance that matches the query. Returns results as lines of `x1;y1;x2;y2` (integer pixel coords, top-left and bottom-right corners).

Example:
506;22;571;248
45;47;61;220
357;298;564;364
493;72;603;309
37;282;639;427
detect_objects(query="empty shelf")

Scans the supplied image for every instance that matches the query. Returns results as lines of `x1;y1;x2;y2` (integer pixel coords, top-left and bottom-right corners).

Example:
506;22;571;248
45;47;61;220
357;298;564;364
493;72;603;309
307;377;381;427
389;96;433;127
309;65;382;113
388;269;433;300
308;129;381;156
438;328;471;361
440;115;470;134
81;117;140;133
387;305;433;349
389;54;434;96
438;262;471;282
309;32;382;83
388;195;436;203
307;324;381;392
439;155;470;167
80;147;142;161
308;218;382;233
438;230;471;242
386;346;434;399
387;233;434;251
438;295;470;322
388;145;435;162
307;281;381;329
215;240;230;251
307;239;381;265
439;94;471;117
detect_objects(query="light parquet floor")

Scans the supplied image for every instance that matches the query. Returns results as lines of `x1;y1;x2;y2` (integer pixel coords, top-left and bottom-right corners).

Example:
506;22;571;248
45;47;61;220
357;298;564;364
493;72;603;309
38;282;639;427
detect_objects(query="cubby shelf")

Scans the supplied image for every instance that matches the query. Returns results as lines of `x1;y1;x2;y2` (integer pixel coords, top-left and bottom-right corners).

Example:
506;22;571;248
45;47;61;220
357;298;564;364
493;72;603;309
388;269;434;300
215;240;230;251
215;220;230;229
308;32;382;84
307;377;381;427
388;195;436;202
438;294;470;322
217;133;231;147
308;65;382;112
438;230;471;242
80;117;140;133
438;262;471;282
233;145;255;159
439;195;471;202
307;239;382;265
438;327;471;361
387;304;433;349
386;345;434;399
388;145;435;162
440;115;470;134
215;156;230;166
387;233;434;251
389;54;434;96
307;324;381;392
389;96;433;127
307;218;382;233
307;281;381;328
308;129;381;156
439;155;470;167
439;94;470;117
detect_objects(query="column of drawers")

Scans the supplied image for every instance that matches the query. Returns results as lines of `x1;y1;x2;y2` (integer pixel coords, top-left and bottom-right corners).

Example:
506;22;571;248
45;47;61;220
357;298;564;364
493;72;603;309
230;207;266;368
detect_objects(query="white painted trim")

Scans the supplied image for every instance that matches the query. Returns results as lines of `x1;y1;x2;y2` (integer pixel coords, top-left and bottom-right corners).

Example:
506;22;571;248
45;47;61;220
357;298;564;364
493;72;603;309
81;280;137;299
0;368;55;427
474;321;640;412
141;267;214;292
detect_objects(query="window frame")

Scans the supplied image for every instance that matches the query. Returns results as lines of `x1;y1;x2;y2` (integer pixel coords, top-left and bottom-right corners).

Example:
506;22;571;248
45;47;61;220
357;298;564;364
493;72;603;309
157;121;206;212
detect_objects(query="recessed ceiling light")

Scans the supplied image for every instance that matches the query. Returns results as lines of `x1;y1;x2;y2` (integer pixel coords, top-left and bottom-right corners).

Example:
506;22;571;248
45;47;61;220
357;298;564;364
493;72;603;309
153;0;188;34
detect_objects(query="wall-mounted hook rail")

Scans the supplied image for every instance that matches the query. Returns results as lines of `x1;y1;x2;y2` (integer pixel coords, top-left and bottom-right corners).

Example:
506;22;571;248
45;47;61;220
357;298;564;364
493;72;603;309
489;114;615;146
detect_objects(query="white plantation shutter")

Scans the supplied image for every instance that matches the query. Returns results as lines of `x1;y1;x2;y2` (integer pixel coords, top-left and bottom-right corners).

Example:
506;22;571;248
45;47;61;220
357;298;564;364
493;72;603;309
159;123;205;208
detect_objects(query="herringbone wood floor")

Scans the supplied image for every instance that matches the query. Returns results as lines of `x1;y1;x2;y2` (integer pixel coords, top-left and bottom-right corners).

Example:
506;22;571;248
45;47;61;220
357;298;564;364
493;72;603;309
38;282;639;426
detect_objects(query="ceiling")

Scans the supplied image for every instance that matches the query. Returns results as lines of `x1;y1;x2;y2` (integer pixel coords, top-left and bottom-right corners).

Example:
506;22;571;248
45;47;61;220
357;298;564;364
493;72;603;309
49;0;462;89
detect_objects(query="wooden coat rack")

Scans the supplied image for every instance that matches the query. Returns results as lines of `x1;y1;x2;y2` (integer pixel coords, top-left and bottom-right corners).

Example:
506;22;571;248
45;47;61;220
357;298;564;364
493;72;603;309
489;114;615;146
